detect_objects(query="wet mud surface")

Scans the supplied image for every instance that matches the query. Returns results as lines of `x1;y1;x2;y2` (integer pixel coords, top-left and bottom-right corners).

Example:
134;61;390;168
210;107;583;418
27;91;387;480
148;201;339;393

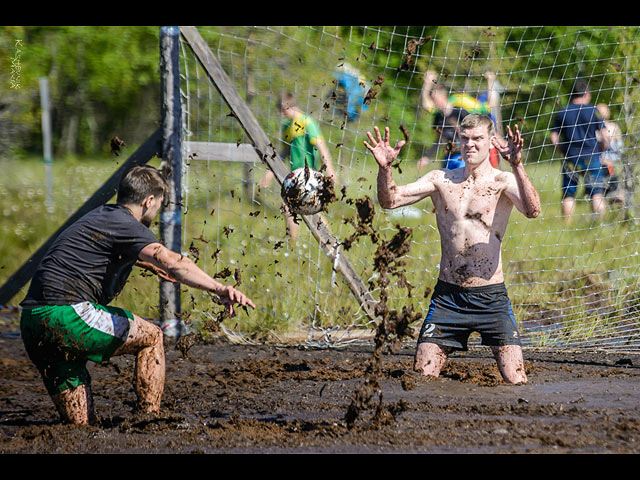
2;330;640;453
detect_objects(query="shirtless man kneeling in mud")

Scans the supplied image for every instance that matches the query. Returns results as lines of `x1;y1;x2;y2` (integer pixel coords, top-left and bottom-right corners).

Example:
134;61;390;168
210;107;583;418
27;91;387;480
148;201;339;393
364;114;541;384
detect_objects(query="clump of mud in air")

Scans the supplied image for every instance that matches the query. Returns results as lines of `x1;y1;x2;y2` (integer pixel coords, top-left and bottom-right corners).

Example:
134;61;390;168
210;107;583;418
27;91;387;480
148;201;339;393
175;267;245;360
342;196;378;250
317;164;337;212
280;174;306;224
342;196;421;429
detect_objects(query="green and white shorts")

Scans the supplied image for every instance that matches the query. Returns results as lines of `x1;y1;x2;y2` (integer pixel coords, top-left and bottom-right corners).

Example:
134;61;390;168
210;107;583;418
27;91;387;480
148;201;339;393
20;302;133;395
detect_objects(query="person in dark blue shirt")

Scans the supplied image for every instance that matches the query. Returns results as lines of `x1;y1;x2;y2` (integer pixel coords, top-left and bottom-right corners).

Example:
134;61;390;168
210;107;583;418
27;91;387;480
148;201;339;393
551;80;610;223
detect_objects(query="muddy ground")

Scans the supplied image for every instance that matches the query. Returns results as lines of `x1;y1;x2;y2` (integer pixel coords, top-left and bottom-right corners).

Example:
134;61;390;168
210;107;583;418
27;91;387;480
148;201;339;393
1;320;640;454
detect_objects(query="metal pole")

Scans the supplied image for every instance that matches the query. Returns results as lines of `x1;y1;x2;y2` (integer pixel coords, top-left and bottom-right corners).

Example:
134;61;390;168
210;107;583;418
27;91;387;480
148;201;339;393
40;77;53;213
159;26;184;337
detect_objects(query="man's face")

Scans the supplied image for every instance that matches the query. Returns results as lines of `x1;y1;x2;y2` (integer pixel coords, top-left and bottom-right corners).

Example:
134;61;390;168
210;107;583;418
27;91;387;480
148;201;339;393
141;194;164;227
459;125;492;167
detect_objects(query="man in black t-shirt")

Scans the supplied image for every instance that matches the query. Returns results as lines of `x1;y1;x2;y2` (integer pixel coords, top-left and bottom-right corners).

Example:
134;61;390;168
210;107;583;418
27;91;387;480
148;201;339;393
21;203;160;309
20;166;255;425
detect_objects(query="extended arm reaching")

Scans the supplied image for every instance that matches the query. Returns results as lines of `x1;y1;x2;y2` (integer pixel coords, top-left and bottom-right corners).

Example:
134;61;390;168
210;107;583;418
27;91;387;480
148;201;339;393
138;242;256;316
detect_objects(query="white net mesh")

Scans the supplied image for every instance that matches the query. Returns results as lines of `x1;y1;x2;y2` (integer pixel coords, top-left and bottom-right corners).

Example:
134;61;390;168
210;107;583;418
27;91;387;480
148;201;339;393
177;26;640;350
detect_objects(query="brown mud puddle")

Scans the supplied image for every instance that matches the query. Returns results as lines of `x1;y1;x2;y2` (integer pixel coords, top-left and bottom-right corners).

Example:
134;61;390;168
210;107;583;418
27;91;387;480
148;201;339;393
2;193;639;453
2;332;640;453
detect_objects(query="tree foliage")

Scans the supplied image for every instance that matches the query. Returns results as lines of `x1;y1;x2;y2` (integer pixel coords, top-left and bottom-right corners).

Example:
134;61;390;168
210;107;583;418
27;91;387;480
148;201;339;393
1;26;161;158
1;26;638;160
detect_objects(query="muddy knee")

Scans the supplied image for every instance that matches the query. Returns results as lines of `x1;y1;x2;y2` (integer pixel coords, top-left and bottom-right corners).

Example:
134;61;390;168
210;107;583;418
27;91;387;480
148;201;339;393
134;317;164;349
492;345;528;384
414;342;449;376
149;323;164;346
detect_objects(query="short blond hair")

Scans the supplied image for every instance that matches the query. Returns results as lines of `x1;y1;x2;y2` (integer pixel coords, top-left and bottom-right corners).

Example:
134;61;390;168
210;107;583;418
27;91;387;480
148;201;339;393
460;113;495;137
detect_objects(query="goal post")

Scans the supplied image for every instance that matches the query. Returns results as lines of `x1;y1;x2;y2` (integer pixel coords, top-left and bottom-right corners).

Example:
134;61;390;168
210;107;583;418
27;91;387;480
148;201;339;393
158;25;184;335
178;26;380;329
173;26;640;351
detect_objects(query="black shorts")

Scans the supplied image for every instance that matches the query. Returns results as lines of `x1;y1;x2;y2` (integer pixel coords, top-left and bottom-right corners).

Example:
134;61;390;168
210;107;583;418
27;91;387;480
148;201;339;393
418;280;521;351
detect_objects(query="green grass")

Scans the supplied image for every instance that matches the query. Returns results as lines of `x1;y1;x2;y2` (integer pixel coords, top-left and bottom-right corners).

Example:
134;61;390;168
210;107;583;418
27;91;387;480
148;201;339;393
1;152;639;347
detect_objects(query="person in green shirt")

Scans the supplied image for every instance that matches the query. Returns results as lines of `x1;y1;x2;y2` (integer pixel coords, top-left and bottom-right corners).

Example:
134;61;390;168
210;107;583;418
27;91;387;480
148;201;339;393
260;92;336;240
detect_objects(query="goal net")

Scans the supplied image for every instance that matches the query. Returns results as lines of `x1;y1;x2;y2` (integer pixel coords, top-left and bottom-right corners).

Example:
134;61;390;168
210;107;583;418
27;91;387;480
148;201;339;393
176;26;640;351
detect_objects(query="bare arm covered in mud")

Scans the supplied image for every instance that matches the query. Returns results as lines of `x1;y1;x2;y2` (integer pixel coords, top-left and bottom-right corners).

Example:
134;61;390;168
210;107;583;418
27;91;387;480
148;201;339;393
365;126;437;209
138;242;255;315
136;260;178;283
491;125;541;219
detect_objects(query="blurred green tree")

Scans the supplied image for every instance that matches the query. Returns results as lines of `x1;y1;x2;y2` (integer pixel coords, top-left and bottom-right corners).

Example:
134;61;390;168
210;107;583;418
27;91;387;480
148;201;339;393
0;26;161;158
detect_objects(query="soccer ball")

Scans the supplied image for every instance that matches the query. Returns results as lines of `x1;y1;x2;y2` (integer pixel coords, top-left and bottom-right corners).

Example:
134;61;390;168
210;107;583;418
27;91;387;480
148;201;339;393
281;166;327;215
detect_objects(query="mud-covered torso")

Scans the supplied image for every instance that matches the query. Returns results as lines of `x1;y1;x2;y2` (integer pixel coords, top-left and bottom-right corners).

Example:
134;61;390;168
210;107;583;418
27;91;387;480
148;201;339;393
429;168;513;287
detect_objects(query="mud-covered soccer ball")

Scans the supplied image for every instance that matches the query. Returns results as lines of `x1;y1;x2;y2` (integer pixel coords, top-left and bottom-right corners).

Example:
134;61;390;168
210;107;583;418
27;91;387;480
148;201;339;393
281;166;327;215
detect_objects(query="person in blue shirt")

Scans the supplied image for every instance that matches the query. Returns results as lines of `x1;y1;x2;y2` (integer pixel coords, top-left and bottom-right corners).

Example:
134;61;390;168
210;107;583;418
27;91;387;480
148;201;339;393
550;80;610;223
332;63;369;122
